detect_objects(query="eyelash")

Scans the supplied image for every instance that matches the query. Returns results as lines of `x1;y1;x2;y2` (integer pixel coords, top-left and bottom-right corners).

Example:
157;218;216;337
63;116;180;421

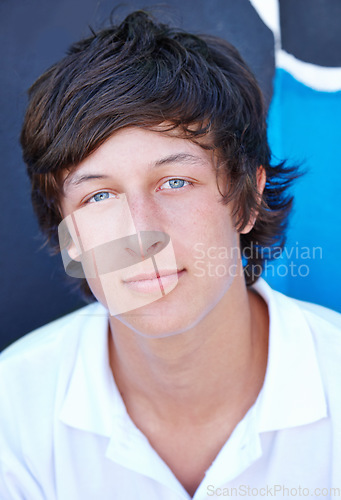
157;178;193;191
86;192;117;204
85;178;193;204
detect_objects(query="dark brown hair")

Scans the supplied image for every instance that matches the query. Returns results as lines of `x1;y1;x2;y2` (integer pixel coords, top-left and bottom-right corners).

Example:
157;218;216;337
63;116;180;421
20;10;298;298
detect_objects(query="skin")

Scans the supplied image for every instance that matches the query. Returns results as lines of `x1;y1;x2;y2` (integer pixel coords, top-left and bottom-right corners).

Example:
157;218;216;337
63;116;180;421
61;126;269;496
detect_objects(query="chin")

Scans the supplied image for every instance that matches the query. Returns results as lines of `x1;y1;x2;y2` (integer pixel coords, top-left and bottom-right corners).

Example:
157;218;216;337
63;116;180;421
113;295;196;339
97;270;235;338
112;287;222;339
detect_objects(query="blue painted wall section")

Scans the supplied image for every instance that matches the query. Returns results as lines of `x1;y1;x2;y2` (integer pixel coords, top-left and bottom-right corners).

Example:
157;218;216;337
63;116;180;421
266;68;341;312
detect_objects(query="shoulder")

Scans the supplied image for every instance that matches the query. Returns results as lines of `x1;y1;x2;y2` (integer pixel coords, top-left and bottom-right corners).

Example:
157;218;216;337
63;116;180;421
254;278;341;339
0;301;107;411
254;279;341;407
1;301;105;363
274;290;341;409
255;276;341;342
0;301;108;458
291;296;341;377
270;286;341;357
290;295;341;344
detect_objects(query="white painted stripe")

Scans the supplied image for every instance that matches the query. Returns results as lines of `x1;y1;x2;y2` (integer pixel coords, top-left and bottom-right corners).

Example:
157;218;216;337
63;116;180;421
276;49;341;92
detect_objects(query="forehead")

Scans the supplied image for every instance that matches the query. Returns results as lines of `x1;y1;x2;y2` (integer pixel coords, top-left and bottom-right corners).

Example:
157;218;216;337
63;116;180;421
62;126;215;190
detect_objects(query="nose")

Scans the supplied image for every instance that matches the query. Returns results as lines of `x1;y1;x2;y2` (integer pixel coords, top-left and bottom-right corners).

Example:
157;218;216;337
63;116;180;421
127;192;161;231
138;231;170;259
125;189;164;252
123;231;169;259
125;194;167;258
60;230;170;277
79;231;170;277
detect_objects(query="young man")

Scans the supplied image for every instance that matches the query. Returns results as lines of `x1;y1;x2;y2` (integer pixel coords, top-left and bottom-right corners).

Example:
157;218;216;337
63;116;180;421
1;10;340;500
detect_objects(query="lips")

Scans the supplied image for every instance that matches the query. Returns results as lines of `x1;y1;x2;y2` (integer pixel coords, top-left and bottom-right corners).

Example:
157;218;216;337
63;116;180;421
123;269;183;283
122;269;185;294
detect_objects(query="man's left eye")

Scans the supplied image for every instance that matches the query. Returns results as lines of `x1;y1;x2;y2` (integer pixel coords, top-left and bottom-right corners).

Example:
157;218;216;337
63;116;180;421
160;179;191;190
88;192;116;203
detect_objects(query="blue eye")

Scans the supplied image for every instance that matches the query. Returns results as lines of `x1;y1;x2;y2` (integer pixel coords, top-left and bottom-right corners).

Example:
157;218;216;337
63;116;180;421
88;192;115;203
169;179;185;188
161;179;191;190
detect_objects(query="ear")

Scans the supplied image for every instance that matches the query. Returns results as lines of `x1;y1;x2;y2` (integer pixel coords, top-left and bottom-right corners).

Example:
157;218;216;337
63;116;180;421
240;166;266;235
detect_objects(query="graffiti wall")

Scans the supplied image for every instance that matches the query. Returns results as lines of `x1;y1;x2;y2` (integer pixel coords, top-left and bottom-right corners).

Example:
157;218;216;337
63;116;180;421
0;0;340;349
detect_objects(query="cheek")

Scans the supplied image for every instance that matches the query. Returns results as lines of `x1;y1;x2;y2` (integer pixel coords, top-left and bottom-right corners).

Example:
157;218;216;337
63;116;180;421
78;230;179;316
72;197;137;252
186;204;240;285
166;195;238;264
84;275;109;310
182;200;236;247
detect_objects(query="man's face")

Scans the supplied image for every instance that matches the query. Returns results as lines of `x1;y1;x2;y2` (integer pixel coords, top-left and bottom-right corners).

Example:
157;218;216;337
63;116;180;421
60;126;244;337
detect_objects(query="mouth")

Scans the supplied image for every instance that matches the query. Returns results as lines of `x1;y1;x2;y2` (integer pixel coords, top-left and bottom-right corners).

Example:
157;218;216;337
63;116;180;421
122;269;185;294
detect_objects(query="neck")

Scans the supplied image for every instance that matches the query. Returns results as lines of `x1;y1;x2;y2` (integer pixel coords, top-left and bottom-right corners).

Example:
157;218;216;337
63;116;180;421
108;277;269;427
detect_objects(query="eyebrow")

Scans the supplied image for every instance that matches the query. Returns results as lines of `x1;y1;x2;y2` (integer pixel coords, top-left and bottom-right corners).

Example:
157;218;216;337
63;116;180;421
63;174;110;190
63;153;206;191
153;153;205;167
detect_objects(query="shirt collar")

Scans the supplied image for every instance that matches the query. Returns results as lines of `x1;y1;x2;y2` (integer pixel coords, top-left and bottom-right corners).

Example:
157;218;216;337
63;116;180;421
252;278;328;432
59;301;123;436
59;279;328;437
58;302;188;495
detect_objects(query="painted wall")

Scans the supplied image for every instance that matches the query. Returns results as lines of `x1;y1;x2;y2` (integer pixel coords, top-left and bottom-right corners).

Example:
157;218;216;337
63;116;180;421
251;0;341;312
1;0;340;351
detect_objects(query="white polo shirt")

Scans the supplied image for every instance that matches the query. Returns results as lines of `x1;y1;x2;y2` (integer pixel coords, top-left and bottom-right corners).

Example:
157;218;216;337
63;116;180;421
0;279;341;499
